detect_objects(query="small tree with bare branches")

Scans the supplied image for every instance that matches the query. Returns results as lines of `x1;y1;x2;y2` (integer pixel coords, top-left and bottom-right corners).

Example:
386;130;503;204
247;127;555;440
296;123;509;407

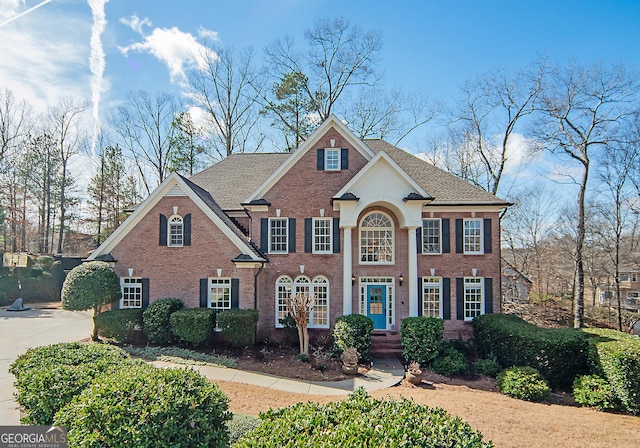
285;292;315;357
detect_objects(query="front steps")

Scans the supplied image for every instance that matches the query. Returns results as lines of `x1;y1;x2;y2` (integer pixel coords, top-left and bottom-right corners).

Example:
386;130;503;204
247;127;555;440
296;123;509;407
369;331;402;359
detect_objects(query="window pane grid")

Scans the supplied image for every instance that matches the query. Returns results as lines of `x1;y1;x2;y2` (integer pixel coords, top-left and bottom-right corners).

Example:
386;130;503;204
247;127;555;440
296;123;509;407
209;278;231;310
325;149;340;170
122;277;142;308
169;216;183;246
422;277;441;317
422;219;441;254
276;276;330;328
464;277;483;320
360;213;393;263
270;218;288;253
313;218;332;253
464;219;482;253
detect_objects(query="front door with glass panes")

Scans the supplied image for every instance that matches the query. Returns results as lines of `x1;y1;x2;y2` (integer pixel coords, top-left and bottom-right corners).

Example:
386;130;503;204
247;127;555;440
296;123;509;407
367;284;387;329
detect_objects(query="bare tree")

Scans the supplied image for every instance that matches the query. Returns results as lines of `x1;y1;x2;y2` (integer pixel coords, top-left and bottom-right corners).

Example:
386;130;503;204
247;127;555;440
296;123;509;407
534;63;639;327
111;91;182;194
285;292;316;357
189;46;263;158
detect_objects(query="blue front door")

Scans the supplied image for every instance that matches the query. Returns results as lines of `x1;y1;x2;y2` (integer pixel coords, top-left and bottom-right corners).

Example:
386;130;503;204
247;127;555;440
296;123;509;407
367;285;387;330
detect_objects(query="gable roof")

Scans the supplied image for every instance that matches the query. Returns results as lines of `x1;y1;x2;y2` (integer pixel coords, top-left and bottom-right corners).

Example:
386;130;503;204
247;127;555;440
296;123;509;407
88;172;266;262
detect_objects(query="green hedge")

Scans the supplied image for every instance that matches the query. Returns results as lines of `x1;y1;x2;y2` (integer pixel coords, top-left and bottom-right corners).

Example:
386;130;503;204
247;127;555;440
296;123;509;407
583;328;640;414
400;316;444;366
95;309;145;344
497;366;551;402
54;364;231;447
170;308;216;346
235;388;493;447
227;413;261;446
143;298;184;344
432;345;468;377
572;375;617;411
9;343;134;424
472;314;590;390
217;309;259;348
332;314;374;361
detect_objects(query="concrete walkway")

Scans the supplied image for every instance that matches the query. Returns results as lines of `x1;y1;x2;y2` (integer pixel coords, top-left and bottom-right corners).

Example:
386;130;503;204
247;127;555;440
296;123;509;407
1;304;405;425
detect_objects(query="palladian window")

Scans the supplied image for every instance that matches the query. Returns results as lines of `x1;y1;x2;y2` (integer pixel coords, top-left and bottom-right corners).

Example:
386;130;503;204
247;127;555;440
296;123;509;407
359;212;394;264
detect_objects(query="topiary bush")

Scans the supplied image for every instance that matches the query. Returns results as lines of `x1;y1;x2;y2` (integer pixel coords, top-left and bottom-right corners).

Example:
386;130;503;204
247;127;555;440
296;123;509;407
170;308;216;346
143;298;184;345
497;366;551;402
227;413;261;445
572;374;618;411
400;316;444;366
235;388;493;447
61;261;122;340
95;309;145;344
473;358;502;378
431;345;468;377
54;364;231;447
333;314;374;360
217;309;259;348
9;343;134;425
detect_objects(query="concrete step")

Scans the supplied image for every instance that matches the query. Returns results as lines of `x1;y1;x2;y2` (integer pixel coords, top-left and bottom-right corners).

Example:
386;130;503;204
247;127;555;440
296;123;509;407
370;332;402;358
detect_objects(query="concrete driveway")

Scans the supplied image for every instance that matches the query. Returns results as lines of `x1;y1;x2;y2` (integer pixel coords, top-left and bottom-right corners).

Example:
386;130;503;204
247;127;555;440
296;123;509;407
0;305;92;424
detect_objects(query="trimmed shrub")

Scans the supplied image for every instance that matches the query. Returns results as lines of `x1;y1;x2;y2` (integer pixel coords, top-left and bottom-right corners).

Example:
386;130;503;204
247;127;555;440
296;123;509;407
473;314;590;390
401;316;444;365
9;343;134;424
95;309;145;344
583;328;640;414
28;266;44;278
432;346;468;377
54;364;231;447
473;358;502;378
235;388;493;447
227;413;261;445
170;308;216;346
143;298;184;344
217;309;259;348
572;375;618;411
333;314;374;360
497;366;551;402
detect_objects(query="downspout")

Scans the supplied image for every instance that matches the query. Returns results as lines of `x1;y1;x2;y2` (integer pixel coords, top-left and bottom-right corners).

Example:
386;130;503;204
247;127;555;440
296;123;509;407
253;262;265;345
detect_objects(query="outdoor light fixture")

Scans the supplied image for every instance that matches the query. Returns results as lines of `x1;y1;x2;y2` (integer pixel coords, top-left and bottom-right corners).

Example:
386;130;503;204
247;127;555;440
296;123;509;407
399;273;404;286
352;274;356;285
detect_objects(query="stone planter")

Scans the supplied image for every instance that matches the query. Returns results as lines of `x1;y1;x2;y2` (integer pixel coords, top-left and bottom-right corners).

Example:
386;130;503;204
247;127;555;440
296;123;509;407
405;369;423;385
342;363;358;375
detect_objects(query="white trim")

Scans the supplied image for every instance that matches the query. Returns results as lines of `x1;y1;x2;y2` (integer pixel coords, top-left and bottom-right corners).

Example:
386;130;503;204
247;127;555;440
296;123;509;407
463;276;484;321
268;217;289;254
312;217;333;254
463;218;484;255
359;211;395;265
324;148;341;171
423;205;507;213
208;277;232;310
421;218;442;255
359;277;395;331
168;214;184;247
120;277;143;309
421;276;443;318
244;115;375;203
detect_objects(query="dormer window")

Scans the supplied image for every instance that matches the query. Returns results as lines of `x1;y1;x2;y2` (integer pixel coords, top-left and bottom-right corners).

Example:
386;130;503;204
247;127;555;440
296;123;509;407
325;149;340;171
168;215;183;247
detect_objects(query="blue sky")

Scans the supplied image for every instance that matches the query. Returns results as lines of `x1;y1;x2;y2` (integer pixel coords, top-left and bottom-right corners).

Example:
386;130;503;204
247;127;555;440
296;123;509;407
1;0;639;196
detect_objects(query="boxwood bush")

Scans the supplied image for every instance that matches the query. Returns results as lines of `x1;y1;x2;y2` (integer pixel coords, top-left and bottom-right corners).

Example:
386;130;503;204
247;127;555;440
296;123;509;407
473;358;502;378
497;366;551;402
473;314;590;390
583;328;640;414
54;364;231;448
431;345;468;377
235;388;493;447
400;316;444;366
572;374;618;411
332;314;374;360
170;308;216;346
227;413;261;445
217;309;259;348
9;342;134;424
95;308;145;344
143;298;184;344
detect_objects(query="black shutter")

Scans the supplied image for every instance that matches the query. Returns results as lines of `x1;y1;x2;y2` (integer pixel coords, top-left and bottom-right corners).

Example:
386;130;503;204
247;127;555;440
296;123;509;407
231;278;240;308
184;214;192;246
159;214;167;246
442;218;450;253
317;149;325;170
333;218;340;253
341;148;349;170
142;278;150;309
288;218;296;253
442;278;451;319
304;218;312;253
484;278;493;314
483;218;492;253
113;294;120;310
200;278;208;308
417;277;423;316
456;278;464;320
455;219;463;253
260;218;268;252
416;226;423;254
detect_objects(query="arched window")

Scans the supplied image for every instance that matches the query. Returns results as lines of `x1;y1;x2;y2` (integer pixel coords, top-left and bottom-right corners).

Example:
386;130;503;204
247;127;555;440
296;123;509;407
168;215;183;247
310;276;329;328
275;275;330;329
275;275;292;326
359;212;394;264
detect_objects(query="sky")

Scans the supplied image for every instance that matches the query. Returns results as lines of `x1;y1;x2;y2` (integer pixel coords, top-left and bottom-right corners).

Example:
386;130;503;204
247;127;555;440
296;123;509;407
1;0;640;197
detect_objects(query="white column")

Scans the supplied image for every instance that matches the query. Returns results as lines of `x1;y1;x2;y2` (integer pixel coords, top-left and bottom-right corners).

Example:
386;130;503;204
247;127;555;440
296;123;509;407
342;226;353;315
408;226;419;316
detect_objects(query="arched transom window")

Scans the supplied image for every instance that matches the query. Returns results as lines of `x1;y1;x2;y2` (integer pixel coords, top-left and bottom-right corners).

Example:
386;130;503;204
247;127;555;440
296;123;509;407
168;215;183;247
360;212;394;264
275;275;330;328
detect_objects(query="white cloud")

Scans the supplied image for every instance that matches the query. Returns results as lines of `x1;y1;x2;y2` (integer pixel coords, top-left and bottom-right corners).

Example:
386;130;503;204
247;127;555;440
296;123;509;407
118;15;212;87
88;0;109;154
0;0;25;22
198;26;219;42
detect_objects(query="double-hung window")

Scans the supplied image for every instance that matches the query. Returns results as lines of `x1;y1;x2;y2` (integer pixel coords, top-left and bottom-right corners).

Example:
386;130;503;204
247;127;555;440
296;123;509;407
620;273;630;282
168;215;183;247
422;277;442;317
463;277;484;321
121;277;143;309
209;278;231;311
313;218;332;254
422;219;441;254
325;149;340;171
269;218;288;253
463;219;483;254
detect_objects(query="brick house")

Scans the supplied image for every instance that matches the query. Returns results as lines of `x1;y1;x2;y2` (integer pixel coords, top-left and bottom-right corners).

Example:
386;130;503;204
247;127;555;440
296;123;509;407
89;115;510;340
